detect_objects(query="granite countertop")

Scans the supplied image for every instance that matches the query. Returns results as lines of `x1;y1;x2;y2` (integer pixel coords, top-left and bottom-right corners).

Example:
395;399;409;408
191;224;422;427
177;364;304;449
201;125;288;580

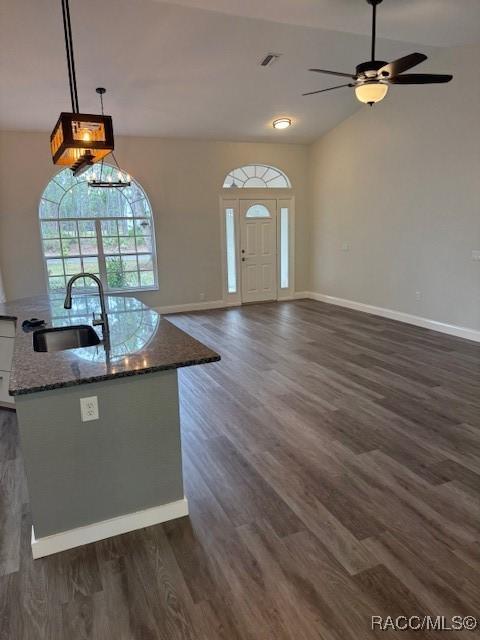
0;294;220;396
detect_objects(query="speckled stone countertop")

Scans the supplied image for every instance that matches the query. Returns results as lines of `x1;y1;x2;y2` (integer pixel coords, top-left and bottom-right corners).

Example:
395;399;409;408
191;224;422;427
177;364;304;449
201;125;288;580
0;294;220;396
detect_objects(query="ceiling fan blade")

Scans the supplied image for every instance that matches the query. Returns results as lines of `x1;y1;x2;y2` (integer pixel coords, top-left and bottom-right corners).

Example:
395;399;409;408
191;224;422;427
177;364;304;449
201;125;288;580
389;73;453;85
377;53;427;78
302;84;353;96
309;69;356;79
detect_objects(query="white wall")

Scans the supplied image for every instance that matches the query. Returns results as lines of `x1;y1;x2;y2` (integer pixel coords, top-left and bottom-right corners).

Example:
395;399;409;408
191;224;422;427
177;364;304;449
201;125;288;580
308;44;480;331
0;132;309;305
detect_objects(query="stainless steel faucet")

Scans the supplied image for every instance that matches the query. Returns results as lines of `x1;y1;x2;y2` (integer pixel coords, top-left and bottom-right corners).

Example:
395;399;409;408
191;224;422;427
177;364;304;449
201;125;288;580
64;273;111;351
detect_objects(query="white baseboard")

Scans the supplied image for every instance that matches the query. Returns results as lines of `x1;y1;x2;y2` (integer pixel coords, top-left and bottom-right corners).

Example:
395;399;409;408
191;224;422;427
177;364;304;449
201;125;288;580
290;291;311;300
303;292;480;343
277;291;310;301
156;295;307;313
155;292;479;343
31;497;189;559
156;293;310;314
155;299;240;315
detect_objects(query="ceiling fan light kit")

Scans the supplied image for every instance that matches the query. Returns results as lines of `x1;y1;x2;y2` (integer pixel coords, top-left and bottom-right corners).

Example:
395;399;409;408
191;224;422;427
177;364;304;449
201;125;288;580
304;0;452;106
355;81;388;105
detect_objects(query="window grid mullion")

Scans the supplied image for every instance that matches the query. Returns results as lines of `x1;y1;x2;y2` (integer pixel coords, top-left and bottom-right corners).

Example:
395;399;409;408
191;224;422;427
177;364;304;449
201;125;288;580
95;219;108;288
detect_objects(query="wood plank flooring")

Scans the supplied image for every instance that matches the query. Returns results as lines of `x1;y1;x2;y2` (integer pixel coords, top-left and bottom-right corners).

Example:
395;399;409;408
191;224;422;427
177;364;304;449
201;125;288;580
1;299;479;639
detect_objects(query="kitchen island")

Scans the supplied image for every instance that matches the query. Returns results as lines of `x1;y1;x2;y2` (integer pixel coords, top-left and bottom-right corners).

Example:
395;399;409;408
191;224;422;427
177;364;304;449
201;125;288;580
0;294;220;558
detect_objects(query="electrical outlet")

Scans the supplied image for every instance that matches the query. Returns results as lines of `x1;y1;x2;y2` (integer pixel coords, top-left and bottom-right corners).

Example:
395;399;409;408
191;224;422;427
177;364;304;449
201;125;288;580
472;250;480;262
80;396;99;422
415;291;421;301
199;292;205;301
341;242;350;252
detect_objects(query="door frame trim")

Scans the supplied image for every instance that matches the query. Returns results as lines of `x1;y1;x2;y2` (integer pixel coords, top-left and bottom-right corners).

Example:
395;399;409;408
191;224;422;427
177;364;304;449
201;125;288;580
219;190;295;305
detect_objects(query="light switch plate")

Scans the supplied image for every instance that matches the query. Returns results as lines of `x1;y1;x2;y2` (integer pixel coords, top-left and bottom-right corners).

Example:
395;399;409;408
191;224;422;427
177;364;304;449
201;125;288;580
80;396;99;422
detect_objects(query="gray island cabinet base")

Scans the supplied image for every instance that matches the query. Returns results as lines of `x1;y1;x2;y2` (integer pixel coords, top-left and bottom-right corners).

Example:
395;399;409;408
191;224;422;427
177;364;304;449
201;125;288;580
15;369;188;558
2;293;219;558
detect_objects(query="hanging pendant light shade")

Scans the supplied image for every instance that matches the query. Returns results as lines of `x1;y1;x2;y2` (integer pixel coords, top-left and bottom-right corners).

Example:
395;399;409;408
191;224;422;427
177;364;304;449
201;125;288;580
50;112;114;173
50;0;115;175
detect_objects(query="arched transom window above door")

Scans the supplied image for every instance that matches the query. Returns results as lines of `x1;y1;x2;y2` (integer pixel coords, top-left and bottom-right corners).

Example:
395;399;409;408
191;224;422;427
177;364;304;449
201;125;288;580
223;165;291;189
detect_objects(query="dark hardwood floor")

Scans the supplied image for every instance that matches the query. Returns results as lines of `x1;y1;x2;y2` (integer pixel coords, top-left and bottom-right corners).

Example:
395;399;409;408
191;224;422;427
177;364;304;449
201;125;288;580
1;299;479;639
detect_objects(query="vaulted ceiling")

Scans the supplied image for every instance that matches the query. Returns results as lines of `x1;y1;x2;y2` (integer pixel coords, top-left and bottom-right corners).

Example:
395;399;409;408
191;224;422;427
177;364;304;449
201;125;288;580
166;0;480;47
1;0;478;143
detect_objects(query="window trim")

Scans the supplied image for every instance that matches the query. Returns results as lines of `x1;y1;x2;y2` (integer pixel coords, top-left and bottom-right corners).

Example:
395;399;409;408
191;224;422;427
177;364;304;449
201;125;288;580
38;166;159;294
219;198;241;305
224;207;238;294
222;164;292;189
279;206;289;290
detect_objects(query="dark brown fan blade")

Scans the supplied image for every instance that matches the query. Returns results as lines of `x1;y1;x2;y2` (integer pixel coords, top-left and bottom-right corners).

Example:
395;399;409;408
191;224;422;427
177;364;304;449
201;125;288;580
303;83;353;96
309;68;356;79
389;73;453;84
377;53;427;78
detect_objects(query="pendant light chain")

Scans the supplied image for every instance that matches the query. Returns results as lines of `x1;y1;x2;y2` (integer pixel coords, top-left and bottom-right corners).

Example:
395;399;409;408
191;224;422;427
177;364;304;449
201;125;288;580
61;0;79;113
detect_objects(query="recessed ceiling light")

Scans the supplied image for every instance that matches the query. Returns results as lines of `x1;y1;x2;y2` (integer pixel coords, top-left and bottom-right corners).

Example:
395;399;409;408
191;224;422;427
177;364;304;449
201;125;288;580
273;118;291;130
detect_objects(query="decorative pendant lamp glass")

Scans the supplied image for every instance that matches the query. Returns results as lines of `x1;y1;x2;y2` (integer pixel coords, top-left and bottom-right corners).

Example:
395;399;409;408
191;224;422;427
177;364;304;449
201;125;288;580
50;0;114;175
355;81;388;105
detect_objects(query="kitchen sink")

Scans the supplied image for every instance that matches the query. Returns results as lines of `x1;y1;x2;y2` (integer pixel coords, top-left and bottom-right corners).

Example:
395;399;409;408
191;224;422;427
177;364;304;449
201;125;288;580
33;325;101;353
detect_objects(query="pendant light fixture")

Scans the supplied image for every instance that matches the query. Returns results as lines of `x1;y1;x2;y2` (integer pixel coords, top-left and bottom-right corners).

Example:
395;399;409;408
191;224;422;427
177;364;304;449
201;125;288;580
50;0;114;176
88;88;131;189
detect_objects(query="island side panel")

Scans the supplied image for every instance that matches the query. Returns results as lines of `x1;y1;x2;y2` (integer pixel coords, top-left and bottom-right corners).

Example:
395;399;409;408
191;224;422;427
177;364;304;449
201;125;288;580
15;369;185;539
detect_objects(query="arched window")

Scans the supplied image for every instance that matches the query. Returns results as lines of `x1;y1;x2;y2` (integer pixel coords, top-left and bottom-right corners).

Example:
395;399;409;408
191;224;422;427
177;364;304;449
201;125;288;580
245;204;271;218
39;164;158;292
223;165;291;189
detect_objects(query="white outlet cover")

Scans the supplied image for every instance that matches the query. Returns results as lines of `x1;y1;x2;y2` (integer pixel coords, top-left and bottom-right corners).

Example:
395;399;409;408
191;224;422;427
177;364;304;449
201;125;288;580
80;396;99;422
472;250;480;262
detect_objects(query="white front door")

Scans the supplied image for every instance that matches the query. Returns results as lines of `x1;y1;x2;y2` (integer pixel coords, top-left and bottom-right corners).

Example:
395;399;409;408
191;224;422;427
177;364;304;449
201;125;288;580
240;199;277;303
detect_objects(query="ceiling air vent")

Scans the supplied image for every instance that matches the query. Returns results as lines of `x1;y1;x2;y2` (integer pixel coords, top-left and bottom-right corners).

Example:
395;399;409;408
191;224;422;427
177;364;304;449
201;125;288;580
259;53;281;68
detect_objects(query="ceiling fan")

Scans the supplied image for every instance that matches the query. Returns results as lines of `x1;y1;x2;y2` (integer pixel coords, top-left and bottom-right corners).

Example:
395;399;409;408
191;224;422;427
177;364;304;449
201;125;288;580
303;0;453;106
